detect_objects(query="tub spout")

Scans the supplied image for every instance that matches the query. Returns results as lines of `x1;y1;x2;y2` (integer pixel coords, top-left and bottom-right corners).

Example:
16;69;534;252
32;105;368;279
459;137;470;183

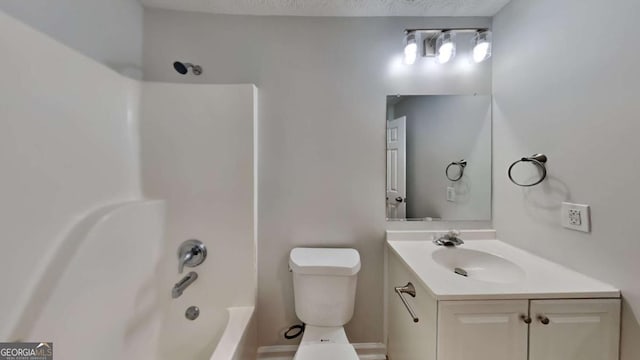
172;271;198;299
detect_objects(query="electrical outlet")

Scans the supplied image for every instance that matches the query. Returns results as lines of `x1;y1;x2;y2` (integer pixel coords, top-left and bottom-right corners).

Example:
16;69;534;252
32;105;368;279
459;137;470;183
568;209;582;226
447;187;456;202
562;202;590;232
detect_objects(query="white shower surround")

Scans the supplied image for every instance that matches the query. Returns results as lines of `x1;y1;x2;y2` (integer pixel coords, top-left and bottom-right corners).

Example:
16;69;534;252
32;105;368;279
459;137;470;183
0;10;257;360
141;82;259;360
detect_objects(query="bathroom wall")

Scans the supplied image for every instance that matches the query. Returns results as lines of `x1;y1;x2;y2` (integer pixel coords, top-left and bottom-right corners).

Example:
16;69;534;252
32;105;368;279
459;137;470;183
143;9;492;346
492;0;640;358
0;10;142;339
391;95;492;220
0;0;144;77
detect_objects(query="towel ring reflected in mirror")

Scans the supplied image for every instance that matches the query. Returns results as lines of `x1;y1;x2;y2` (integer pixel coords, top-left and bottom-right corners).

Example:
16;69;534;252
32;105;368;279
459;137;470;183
446;160;467;182
508;154;548;187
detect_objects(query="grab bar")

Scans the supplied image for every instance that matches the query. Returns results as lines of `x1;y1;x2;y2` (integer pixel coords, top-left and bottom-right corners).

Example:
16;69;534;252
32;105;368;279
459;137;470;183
394;282;419;323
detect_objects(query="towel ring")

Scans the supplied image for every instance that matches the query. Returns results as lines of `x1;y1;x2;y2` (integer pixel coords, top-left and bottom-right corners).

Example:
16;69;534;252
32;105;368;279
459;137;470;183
508;154;548;187
446;160;467;182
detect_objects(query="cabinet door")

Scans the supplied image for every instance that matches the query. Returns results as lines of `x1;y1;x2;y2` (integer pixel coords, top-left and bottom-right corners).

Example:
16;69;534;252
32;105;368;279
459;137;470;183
529;299;621;360
437;300;529;360
387;252;437;360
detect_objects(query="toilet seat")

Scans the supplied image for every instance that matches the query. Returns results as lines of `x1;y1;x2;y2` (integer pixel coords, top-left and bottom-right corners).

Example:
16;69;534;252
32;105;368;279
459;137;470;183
293;343;358;360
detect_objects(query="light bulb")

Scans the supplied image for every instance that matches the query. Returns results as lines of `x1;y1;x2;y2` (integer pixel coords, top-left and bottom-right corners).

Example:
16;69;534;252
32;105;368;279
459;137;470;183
472;31;492;63
404;32;418;65
404;42;417;65
438;42;455;64
436;31;456;64
473;42;489;62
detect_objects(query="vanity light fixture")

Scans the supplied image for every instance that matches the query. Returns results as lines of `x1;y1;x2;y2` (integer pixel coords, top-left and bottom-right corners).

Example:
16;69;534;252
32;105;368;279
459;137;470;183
472;30;492;63
402;28;491;65
404;32;418;65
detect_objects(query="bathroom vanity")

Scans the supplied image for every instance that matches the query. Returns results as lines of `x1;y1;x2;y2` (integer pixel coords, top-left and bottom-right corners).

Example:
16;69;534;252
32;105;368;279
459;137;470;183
385;230;621;360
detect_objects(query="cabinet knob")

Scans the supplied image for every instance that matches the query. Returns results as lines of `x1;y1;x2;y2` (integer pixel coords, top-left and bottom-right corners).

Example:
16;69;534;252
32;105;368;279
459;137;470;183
520;315;532;324
537;315;550;325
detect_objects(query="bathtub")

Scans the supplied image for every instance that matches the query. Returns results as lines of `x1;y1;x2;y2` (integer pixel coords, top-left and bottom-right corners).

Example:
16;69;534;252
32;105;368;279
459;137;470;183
9;201;257;360
143;303;256;360
125;304;256;360
210;306;256;360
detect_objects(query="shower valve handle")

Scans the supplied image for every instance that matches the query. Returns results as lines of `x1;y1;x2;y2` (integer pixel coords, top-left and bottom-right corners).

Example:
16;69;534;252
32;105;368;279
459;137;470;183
178;239;207;274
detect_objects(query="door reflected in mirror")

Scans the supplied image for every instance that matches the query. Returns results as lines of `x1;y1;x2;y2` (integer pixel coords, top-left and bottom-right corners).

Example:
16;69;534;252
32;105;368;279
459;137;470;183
386;95;492;221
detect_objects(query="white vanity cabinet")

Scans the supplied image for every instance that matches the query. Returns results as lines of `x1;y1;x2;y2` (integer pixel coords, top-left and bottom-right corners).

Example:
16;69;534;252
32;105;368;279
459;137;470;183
436;299;620;360
437;300;529;360
387;251;437;360
528;299;621;360
387;250;621;360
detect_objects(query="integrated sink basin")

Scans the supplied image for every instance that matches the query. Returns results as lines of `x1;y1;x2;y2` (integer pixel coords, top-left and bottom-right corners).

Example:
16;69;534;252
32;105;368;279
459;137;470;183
431;248;526;284
385;230;621;300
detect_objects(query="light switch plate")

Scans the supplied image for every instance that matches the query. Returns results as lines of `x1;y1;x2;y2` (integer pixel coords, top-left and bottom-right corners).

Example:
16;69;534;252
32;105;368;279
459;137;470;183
447;187;456;202
561;202;591;232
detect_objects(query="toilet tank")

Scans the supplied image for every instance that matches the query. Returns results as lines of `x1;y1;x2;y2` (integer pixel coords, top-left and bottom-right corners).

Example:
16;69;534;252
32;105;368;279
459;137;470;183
289;248;361;327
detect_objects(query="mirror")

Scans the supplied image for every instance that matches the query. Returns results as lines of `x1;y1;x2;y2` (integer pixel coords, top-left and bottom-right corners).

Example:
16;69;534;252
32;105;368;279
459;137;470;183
386;95;492;221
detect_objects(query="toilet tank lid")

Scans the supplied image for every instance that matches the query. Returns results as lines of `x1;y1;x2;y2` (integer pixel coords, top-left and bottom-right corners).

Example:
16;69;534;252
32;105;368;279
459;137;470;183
289;248;361;276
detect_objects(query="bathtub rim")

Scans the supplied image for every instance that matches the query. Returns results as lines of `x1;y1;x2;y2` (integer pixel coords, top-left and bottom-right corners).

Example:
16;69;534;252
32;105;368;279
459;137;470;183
209;306;255;360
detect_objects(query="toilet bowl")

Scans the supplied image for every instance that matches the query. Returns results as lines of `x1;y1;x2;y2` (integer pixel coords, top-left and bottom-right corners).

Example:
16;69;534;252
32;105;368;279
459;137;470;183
294;326;358;360
289;248;361;360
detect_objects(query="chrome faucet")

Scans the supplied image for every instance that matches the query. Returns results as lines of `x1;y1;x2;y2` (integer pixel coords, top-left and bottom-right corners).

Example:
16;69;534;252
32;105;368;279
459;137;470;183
434;230;464;247
172;271;198;299
178;239;207;274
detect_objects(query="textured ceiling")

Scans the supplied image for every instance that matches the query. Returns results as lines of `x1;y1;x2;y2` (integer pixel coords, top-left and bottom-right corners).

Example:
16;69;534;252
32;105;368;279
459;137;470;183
140;0;512;17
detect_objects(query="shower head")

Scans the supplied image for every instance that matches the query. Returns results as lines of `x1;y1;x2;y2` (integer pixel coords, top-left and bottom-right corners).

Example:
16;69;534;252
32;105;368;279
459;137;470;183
173;61;202;75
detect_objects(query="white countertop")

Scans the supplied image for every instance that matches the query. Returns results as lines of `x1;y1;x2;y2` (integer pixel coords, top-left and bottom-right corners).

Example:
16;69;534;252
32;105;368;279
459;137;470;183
387;232;620;301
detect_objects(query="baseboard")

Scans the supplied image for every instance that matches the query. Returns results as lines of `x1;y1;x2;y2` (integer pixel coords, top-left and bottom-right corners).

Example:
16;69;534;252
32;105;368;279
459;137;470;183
256;342;386;360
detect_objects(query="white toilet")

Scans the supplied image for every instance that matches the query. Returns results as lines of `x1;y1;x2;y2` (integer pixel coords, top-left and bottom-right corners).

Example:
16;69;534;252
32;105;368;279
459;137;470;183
289;247;361;360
